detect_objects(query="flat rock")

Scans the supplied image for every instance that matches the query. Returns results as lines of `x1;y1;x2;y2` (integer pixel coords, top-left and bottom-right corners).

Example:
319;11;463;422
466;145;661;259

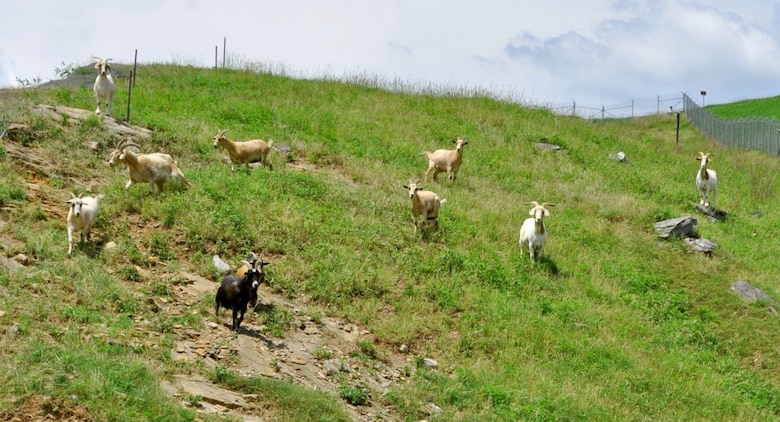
654;215;697;238
731;280;778;306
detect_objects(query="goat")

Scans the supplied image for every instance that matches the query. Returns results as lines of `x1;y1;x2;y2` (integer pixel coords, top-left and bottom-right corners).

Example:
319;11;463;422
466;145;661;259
108;141;191;196
213;129;274;171
423;138;468;183
215;260;266;332
93;57;116;117
696;152;718;208
66;192;105;256
403;181;446;233
519;201;555;262
235;252;272;279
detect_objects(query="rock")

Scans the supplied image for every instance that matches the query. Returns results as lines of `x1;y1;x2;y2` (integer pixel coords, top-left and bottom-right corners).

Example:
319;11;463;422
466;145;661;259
104;241;117;250
608;151;628;163
212;255;231;274
272;141;294;162
0;255;23;272
654;215;697;238
323;358;351;375
731;280;778;306
423;358;438;368
6;322;20;336
426;402;442;415
399;344;409;354
692;203;727;221
534;142;563;151
11;254;30;265
684;237;718;254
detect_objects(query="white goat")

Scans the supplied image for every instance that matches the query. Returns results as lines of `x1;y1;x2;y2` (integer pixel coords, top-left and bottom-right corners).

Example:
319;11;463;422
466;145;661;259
696;152;718;208
67;192;105;256
519;201;555;262
108;141;191;196
423;138;468;183
403;181;446;233
93;57;116;117
213;129;274;171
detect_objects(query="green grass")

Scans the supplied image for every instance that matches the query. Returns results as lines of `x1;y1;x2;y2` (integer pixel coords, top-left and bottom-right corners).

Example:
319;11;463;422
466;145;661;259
708;95;780;120
1;59;780;420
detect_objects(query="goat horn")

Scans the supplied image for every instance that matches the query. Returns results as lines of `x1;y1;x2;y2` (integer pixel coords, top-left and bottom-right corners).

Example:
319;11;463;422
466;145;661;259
121;142;141;151
542;203;557;207
69;192;77;199
525;201;540;206
239;260;251;268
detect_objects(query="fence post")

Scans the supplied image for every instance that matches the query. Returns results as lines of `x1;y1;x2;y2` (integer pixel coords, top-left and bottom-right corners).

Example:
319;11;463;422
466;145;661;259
675;113;680;145
125;70;133;123
214;46;218;70
222;37;227;69
132;49;138;88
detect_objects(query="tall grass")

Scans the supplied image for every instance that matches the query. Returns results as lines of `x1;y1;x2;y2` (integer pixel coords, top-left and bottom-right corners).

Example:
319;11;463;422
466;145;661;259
1;60;780;420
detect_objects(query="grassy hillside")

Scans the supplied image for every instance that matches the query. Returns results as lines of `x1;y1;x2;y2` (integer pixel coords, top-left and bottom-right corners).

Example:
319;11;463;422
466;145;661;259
708;95;780;120
2;62;780;421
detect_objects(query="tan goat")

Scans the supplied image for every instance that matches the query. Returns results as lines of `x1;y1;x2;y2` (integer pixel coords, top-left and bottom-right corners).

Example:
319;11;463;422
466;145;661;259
403;181;446;233
108;141;191;196
423;138;468;183
213;129;274;171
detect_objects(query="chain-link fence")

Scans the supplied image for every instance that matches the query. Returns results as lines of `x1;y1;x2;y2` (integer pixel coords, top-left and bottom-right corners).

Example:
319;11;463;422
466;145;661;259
683;93;780;156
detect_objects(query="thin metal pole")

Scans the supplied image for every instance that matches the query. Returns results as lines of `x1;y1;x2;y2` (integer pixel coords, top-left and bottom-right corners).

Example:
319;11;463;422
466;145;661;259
222;37;227;68
126;70;133;123
215;46;218;70
132;49;138;88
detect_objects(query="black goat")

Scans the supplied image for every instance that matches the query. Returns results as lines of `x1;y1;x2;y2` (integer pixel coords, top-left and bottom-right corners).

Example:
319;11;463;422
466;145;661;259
215;259;265;332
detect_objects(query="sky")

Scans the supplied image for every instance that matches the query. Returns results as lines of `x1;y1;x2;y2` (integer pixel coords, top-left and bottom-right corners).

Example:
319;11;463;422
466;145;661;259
2;1;780;117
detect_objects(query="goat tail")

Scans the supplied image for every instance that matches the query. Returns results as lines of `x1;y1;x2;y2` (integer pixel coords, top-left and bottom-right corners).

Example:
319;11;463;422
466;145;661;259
267;139;274;148
440;198;447;205
215;301;220;317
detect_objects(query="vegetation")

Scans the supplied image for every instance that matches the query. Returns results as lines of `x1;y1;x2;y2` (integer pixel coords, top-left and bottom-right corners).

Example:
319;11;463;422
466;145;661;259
708;95;780;120
1;59;780;421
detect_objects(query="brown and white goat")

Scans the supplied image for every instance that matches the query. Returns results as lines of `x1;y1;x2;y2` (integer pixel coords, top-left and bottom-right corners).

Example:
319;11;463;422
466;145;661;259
696;152;718;208
93;57;116;117
403;181;446;233
108;141;191;196
213;129;274;171
519;201;556;262
423;138;468;183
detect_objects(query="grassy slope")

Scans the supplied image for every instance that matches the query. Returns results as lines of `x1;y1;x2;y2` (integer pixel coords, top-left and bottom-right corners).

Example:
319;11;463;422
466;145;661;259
708;95;780;120
1;63;780;421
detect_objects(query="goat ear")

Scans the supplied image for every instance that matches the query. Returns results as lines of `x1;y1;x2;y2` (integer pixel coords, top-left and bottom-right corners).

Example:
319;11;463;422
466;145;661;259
544;208;550;217
528;209;535;216
403;185;409;189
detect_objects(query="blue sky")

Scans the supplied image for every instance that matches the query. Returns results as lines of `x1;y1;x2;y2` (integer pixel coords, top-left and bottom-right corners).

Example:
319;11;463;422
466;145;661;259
2;1;779;116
